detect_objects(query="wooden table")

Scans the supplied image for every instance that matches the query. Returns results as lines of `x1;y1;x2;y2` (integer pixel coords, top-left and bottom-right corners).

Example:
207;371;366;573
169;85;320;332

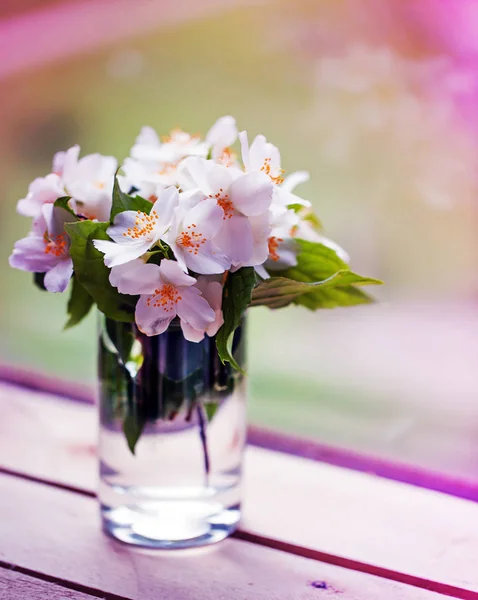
1;375;477;600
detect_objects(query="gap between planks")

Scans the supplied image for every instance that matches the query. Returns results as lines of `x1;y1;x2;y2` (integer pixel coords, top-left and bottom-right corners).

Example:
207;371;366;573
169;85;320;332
0;563;127;600
0;472;460;600
1;380;478;598
2;364;476;502
1;465;475;600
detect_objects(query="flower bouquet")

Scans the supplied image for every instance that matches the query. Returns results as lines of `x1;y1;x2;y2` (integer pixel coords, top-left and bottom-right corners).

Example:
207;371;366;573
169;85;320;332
9;116;381;547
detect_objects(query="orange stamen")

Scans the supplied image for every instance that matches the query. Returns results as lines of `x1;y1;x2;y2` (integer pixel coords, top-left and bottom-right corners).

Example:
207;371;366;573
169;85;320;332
122;210;158;239
176;223;207;255
268;236;283;262
210;188;234;219
261;157;284;185
218;147;236;167
146;283;182;311
43;232;68;257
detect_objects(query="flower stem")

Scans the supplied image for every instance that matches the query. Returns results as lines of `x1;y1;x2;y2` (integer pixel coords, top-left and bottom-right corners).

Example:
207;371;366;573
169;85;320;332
196;403;210;485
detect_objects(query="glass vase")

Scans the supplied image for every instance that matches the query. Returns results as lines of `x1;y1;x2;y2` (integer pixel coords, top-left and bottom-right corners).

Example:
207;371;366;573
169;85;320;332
98;315;247;549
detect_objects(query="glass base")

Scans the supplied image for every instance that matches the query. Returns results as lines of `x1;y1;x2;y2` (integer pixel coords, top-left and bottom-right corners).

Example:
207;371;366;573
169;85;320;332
101;501;240;549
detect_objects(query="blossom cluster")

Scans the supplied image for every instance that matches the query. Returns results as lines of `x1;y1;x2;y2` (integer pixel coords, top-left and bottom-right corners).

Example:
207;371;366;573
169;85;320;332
9;116;348;342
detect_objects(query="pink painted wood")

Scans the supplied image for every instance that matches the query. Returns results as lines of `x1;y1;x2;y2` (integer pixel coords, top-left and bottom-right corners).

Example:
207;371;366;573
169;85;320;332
1;381;478;597
2;363;476;501
0;472;451;600
0;568;95;600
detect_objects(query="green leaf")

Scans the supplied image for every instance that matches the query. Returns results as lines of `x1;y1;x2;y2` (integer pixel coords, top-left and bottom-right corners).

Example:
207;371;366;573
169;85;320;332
252;239;382;310
110;175;152;221
33;272;47;291
65;277;94;329
54;196;77;219
216;267;256;371
297;283;374;310
123;415;145;455
64;220;137;322
250;271;382;309
205;403;218;421
284;239;350;278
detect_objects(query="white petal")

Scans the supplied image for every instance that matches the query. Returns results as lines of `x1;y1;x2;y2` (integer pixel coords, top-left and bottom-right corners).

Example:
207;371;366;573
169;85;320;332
229;171;273;216
275;186;311;208
43;258;73;293
108;210;141;240
180;240;230;275
250;135;281;171
60;145;80;181
17;174;65;218
281;170;309;193
150;185;179;228
206;163;234;195
107;210;160;248
9;235;56;272
43;204;74;238
177;156;211;193
167;242;189;274
93;239;150;268
135;296;175;336
179;189;207;210
213;215;254;265
248;134;267;170
159;259;196;287
109;259;141;288
243;212;271;267
183;197;224;238
176;287;215;330
204;280;224;335
109;260;160;295
239;130;250;171
180;319;206;342
269;205;299;237
195;277;223;310
254;264;270;280
206;115;237;158
134;126;161;148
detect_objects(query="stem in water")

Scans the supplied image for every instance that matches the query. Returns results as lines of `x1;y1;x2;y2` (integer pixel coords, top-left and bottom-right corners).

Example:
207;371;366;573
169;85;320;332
197;403;210;484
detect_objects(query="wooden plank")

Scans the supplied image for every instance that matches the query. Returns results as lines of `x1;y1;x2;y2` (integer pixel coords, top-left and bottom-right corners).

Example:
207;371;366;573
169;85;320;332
2;363;477;502
2;383;478;595
0;567;96;600
0;473;451;600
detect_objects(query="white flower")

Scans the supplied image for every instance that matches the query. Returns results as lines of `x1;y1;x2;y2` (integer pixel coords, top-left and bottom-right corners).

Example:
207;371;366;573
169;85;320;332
279;170;312;207
119;162;166;203
64;152;117;221
16;174;66;218
177;156;273;267
123;125;208;189
206;115;238;161
93;186;178;267
164;197;230;275
52;145;80;178
9;204;73;293
16;145;80;218
122;127;176;188
265;206;300;270
110;259;215;339
179;275;224;342
239;131;311;208
123;116;238;190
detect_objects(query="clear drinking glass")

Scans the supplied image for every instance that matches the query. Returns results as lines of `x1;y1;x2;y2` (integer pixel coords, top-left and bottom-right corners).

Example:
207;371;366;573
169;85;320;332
98;316;247;549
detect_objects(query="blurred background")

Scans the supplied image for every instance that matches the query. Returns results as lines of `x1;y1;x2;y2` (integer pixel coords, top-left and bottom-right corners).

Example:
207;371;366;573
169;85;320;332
1;0;477;481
